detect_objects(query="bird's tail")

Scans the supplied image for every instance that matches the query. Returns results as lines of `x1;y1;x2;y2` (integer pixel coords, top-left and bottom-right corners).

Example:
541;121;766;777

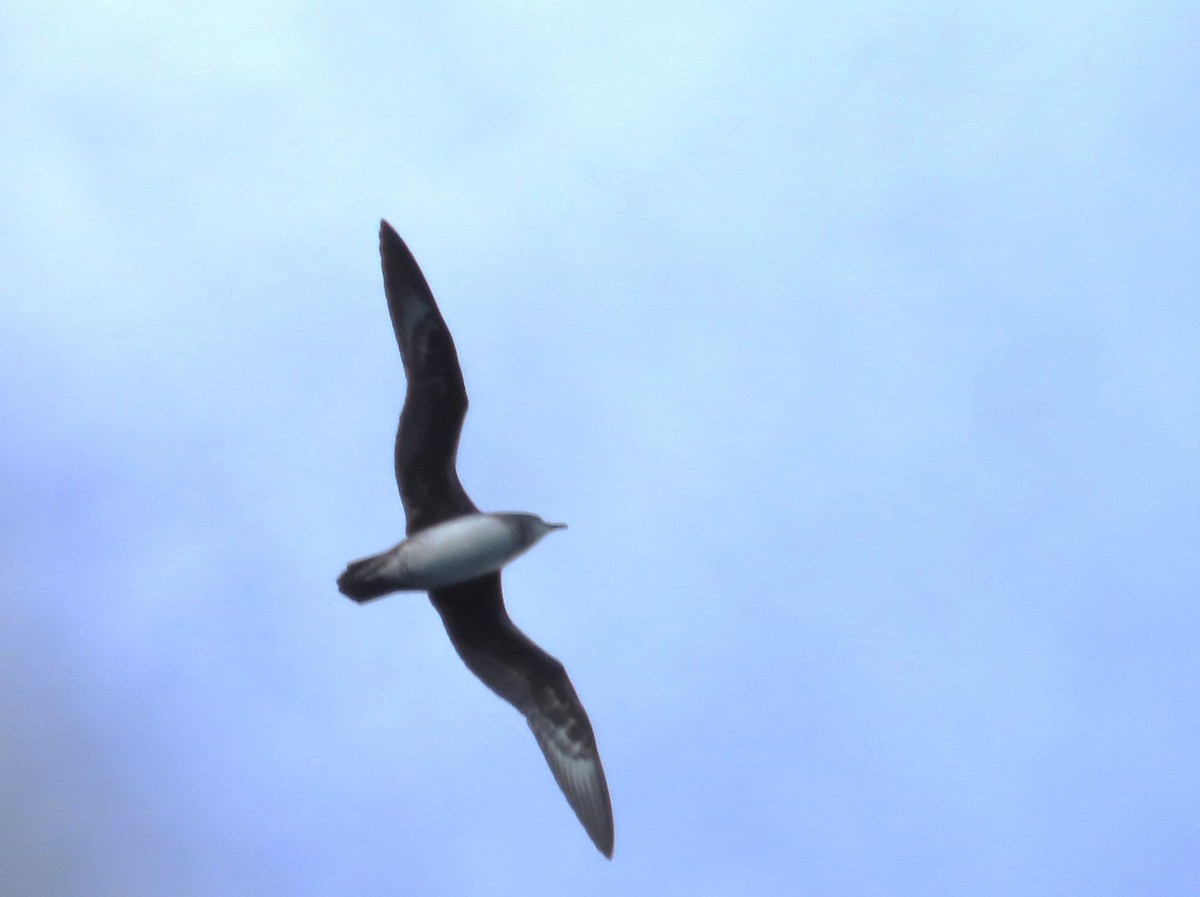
337;553;399;603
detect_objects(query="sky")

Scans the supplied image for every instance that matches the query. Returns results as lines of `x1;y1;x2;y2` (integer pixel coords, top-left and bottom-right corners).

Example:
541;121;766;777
2;1;1199;894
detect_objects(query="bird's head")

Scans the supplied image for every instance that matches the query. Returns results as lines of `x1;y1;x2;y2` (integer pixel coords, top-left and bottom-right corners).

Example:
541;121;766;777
509;513;568;545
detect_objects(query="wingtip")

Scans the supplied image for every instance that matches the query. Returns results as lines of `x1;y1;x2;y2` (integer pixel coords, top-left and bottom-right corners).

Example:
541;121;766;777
582;792;615;859
597;834;614;860
591;809;615;859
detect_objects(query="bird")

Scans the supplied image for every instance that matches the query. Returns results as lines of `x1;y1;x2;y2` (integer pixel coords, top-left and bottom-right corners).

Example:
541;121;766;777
337;220;614;858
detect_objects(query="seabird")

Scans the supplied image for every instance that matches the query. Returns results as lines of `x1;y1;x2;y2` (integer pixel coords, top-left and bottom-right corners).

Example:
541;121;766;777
338;221;614;858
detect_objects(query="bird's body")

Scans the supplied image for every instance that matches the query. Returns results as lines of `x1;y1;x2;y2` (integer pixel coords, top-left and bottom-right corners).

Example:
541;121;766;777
337;221;614;858
339;513;566;598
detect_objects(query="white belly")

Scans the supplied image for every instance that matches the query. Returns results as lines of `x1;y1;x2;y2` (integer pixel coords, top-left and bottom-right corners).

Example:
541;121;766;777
394;514;525;588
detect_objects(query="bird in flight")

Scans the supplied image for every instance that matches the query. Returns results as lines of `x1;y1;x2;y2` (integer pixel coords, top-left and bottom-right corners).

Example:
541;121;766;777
338;221;614;858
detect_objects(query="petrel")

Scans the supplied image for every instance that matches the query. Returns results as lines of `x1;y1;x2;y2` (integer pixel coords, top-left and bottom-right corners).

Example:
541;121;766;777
337;221;614;858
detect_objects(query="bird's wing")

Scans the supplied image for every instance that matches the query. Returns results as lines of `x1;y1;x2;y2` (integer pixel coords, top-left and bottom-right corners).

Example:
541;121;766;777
378;220;477;533
430;575;615;858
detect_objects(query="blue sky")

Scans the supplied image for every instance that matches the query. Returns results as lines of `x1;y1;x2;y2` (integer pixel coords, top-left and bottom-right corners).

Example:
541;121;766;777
3;1;1199;894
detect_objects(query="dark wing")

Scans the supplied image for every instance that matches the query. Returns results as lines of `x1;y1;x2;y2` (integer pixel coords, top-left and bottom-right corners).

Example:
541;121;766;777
430;575;615;858
379;220;477;533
